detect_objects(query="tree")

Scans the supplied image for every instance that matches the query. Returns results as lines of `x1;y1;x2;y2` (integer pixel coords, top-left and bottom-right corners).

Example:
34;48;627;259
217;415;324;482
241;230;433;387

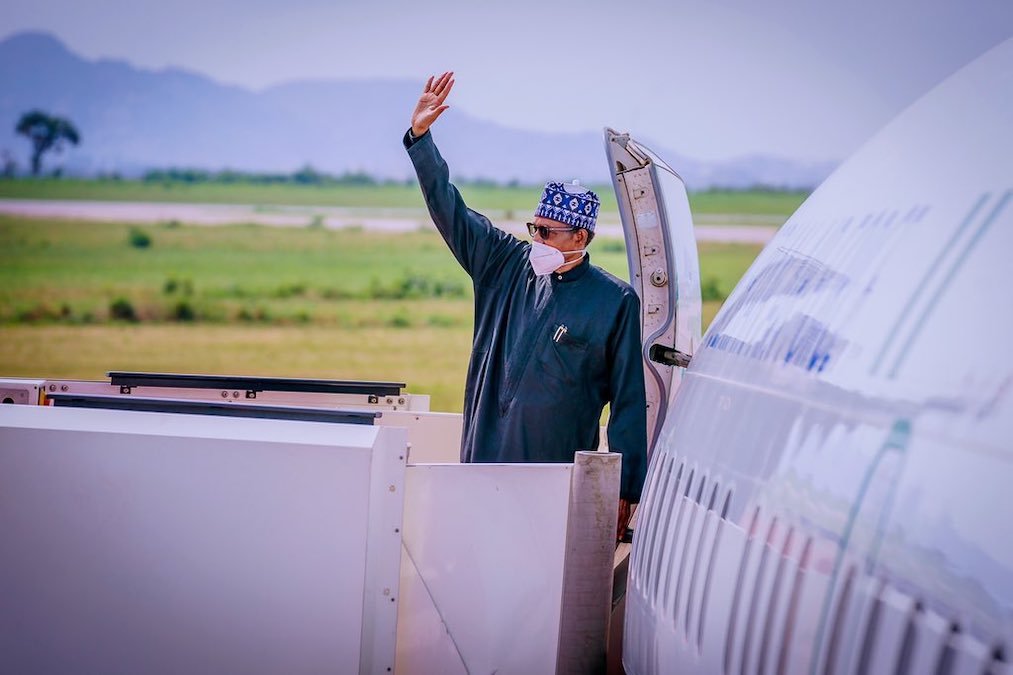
15;110;81;176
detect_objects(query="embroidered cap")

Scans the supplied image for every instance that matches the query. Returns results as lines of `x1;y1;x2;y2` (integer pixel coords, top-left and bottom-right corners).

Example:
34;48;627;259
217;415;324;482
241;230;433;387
535;180;600;232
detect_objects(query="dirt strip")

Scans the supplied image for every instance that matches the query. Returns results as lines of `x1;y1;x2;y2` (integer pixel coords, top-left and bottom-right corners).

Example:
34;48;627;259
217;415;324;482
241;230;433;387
0;199;779;244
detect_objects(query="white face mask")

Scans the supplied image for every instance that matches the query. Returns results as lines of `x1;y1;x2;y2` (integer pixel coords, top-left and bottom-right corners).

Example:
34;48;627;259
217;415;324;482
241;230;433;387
528;240;586;276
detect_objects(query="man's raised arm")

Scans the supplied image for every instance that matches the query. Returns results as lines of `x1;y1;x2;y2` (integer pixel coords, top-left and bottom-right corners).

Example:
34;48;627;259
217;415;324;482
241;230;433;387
404;72;518;280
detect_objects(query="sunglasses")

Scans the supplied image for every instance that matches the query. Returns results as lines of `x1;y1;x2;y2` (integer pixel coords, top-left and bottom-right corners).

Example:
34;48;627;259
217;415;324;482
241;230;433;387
527;222;577;239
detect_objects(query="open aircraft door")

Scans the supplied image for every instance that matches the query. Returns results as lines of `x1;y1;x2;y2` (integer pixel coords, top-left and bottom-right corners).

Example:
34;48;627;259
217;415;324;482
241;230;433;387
604;129;702;457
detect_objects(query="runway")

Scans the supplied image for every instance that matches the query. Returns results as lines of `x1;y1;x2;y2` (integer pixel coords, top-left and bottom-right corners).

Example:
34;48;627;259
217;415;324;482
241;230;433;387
0;198;780;244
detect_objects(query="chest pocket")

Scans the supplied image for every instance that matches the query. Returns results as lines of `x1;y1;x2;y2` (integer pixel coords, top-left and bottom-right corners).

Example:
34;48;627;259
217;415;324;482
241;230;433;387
540;324;595;389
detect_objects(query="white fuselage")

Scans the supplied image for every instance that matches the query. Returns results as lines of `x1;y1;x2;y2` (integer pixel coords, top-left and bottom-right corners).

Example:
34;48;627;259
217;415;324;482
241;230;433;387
624;39;1013;675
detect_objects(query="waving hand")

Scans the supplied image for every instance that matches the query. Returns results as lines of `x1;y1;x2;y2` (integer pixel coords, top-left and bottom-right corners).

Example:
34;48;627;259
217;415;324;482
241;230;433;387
411;71;455;138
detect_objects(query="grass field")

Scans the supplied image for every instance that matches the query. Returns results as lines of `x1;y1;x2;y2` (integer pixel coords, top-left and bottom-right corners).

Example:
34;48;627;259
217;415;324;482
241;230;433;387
0;178;809;217
0;324;475;412
0;215;763;411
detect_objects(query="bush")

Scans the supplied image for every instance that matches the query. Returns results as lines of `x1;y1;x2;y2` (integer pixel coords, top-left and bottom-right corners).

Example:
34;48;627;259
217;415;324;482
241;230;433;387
426;314;458;327
387;311;412;328
321;287;353;300
273;283;307;298
172;300;196;322
292;165;325;185
163;277;194;295
701;277;725;302
128;228;152;248
397;275;431;299
237;306;272;322
15;303;60;323
366;274;467;300
109;298;138;321
432;279;466;298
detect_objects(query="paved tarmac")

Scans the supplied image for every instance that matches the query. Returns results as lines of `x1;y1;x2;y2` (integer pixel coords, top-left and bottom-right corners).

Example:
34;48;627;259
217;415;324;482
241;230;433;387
0;198;780;244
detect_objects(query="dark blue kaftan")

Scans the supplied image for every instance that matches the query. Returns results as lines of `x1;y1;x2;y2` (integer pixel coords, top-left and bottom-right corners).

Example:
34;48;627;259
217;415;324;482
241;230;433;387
405;130;648;501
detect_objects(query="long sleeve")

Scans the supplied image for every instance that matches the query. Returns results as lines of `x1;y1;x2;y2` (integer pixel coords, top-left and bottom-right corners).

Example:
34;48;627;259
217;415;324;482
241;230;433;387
605;290;649;502
404;130;521;283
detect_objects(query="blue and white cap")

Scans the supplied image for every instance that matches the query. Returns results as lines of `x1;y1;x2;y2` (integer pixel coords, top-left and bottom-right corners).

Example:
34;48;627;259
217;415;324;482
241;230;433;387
535;180;600;232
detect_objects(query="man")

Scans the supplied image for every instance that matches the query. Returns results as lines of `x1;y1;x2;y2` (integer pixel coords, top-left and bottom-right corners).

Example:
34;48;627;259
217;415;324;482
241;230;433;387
404;71;647;537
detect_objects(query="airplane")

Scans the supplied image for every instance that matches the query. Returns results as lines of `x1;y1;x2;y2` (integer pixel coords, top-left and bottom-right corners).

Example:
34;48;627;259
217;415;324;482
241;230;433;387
614;36;1013;675
0;35;1009;675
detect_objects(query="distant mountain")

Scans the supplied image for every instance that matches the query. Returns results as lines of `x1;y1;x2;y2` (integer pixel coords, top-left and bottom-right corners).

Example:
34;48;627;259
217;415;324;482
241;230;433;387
0;32;836;188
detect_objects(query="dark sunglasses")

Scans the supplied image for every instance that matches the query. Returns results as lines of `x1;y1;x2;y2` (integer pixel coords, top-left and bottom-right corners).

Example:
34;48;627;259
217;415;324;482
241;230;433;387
526;222;576;239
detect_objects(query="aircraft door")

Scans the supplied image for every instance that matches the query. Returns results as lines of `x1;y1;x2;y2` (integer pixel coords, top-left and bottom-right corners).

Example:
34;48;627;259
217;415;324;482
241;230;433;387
604;129;702;456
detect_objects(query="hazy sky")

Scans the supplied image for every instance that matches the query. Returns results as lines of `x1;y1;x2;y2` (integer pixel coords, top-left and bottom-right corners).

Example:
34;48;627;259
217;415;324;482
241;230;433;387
3;0;1011;162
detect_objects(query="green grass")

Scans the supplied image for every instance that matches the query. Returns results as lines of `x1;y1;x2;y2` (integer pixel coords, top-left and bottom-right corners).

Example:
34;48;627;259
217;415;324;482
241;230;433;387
0;324;475;413
0;215;760;324
687;189;809;216
0;178;808;217
0;215;762;411
0;218;475;320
